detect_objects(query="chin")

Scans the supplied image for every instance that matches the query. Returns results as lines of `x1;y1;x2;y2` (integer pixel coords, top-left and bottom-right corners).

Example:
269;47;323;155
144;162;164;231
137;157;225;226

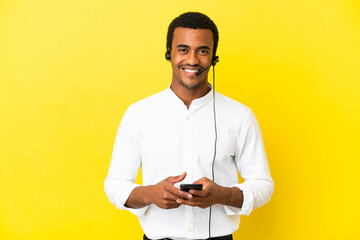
179;80;202;89
179;76;207;89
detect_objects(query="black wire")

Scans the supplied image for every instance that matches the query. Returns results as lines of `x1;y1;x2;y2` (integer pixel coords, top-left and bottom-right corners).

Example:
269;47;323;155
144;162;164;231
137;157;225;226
209;65;217;238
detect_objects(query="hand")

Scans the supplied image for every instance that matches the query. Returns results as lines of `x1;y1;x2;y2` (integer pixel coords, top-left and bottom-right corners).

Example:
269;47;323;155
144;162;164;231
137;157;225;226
147;172;192;209
176;177;227;209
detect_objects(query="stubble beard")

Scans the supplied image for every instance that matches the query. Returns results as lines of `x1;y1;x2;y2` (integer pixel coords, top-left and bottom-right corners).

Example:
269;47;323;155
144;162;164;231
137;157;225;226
178;77;203;89
176;71;207;90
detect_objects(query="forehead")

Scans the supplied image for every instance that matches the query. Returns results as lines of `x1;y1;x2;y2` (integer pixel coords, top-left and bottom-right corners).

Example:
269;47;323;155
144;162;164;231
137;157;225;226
172;27;214;49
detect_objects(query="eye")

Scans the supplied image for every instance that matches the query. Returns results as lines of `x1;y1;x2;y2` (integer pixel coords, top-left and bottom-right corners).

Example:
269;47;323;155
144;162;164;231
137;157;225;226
177;48;188;54
198;49;209;55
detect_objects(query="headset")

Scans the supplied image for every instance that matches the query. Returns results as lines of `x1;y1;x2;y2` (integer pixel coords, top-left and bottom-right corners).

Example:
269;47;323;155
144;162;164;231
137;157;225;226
166;49;219;238
165;49;171;61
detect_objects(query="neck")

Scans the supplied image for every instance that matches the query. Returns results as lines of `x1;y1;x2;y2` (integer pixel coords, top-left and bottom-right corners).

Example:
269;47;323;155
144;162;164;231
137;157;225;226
170;82;211;109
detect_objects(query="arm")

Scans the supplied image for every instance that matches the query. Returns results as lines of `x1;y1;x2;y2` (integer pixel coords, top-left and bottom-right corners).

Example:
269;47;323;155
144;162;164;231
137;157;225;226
104;106;146;215
175;177;244;209
230;110;274;215
125;172;192;209
105;106;193;213
177;110;274;214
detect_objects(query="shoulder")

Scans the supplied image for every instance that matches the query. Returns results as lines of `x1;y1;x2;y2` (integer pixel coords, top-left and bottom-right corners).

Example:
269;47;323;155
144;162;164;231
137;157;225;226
128;89;169;111
214;92;261;133
215;92;254;118
123;89;172;122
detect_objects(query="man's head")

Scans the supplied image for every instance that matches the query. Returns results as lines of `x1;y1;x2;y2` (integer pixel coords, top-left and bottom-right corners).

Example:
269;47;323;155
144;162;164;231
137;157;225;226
166;12;219;91
166;12;219;61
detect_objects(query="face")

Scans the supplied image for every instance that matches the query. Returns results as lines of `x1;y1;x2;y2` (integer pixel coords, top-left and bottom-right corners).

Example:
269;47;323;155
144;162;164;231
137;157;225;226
170;27;214;90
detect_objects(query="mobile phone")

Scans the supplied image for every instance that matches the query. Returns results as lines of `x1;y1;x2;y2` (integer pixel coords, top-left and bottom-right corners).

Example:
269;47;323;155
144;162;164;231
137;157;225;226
180;184;203;192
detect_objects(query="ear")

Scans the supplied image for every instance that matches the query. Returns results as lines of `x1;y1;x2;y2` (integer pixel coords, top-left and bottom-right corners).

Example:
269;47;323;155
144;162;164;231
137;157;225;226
212;56;219;66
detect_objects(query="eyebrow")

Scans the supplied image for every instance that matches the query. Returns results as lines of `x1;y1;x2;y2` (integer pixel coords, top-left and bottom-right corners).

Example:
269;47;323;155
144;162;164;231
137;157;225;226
176;44;211;50
176;44;190;48
198;46;211;50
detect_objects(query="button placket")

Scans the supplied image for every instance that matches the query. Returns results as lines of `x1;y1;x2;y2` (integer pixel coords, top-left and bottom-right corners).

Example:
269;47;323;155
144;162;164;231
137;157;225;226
183;112;193;239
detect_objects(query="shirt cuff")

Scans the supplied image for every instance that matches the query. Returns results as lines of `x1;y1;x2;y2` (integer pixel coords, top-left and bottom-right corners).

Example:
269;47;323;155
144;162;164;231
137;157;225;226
224;184;254;216
117;183;149;216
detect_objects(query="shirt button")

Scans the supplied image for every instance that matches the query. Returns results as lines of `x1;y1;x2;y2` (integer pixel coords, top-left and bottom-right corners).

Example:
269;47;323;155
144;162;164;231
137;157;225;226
186;116;190;120
187;228;192;232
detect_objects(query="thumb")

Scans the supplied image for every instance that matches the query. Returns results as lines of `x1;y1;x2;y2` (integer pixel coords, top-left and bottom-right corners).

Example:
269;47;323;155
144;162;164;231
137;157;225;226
167;172;187;184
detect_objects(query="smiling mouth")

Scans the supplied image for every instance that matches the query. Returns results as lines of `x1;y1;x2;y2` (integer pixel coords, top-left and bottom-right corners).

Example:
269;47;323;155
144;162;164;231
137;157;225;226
183;68;200;73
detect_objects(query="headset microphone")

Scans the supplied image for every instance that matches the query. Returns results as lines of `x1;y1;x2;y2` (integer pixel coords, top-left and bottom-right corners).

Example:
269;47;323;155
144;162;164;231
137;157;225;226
195;56;219;76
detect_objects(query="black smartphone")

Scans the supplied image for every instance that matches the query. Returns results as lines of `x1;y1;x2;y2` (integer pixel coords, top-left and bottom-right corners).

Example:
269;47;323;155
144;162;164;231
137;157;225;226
180;184;203;192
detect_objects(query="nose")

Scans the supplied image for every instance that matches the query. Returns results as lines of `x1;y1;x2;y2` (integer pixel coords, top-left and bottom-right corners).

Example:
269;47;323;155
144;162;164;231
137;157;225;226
186;51;200;65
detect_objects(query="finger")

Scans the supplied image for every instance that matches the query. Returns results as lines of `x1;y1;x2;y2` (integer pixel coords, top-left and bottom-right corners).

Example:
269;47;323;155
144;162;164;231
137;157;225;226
180;198;210;209
176;198;199;207
165;183;192;199
167;201;181;208
167;172;187;184
164;191;187;201
193;177;209;184
169;204;181;209
174;189;193;199
187;196;205;202
162;201;181;209
189;189;206;197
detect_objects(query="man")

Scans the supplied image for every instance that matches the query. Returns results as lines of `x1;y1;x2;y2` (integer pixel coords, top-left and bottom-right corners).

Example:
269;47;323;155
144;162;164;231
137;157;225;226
105;12;274;240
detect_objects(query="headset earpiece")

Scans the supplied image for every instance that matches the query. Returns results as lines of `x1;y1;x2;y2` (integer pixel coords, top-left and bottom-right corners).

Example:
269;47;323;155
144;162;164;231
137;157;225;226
212;56;219;66
165;49;171;60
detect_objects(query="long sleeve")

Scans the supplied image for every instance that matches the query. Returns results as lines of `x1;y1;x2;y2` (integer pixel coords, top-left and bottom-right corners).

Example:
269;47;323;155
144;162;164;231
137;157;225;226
225;110;274;216
104;105;148;216
104;89;274;239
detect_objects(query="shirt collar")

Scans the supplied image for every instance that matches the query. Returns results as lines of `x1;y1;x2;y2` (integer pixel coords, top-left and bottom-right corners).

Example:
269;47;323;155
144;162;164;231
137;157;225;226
166;84;213;112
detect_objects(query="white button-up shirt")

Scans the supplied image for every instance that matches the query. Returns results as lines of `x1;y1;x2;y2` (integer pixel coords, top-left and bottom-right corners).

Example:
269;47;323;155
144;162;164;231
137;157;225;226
105;87;274;239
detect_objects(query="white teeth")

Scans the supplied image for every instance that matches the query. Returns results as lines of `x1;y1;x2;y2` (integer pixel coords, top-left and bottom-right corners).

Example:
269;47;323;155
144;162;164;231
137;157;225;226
184;69;199;73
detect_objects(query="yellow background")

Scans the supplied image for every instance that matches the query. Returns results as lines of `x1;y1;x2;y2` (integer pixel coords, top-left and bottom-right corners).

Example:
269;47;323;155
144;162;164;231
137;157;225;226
1;0;359;239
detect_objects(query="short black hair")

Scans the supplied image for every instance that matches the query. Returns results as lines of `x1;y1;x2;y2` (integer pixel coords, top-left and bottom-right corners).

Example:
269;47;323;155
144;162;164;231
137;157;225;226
166;12;219;59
